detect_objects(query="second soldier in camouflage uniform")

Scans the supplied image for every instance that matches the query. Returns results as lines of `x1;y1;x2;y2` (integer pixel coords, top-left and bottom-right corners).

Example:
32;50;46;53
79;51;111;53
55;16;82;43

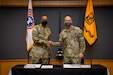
29;15;51;64
52;16;86;64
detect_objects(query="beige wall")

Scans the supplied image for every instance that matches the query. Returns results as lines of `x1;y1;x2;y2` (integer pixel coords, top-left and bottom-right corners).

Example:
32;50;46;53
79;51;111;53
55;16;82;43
0;0;113;7
0;59;113;75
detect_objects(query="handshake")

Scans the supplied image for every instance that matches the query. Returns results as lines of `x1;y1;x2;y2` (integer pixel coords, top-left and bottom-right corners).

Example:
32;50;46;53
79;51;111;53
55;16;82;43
46;40;53;47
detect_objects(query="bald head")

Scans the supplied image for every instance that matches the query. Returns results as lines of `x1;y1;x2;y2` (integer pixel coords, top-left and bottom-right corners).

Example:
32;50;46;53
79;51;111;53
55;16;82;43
64;16;73;24
41;15;48;22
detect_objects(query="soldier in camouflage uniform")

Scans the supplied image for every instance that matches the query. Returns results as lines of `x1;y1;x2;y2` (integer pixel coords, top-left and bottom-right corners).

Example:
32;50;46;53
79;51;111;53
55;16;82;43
52;16;86;64
29;15;51;64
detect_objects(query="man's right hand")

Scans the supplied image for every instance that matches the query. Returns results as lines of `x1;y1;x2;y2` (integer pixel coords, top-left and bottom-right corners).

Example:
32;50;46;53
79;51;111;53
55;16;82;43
46;41;52;47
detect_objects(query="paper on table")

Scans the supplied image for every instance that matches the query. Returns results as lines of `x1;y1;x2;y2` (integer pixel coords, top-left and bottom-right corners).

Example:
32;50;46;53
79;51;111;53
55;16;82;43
41;65;53;69
24;64;41;68
63;64;81;68
80;65;91;68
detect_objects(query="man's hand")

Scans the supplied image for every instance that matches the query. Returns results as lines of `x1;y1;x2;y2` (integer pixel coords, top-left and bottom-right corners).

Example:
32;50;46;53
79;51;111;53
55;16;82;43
79;53;84;59
46;41;52;47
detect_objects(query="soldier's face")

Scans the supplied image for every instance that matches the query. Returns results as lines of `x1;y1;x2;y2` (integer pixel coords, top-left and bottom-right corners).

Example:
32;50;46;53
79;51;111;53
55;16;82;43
64;16;73;24
41;16;48;25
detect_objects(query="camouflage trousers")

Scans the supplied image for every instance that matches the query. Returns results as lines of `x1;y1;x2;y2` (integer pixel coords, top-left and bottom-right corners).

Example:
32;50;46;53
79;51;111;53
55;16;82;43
29;46;50;64
64;56;81;64
30;57;50;64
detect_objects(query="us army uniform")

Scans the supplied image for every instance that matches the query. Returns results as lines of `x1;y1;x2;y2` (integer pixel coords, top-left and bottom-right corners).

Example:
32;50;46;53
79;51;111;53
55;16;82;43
29;24;51;64
52;26;86;64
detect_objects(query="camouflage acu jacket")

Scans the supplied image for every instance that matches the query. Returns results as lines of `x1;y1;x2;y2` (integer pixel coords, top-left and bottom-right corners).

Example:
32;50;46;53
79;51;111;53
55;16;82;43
30;24;51;58
52;25;86;57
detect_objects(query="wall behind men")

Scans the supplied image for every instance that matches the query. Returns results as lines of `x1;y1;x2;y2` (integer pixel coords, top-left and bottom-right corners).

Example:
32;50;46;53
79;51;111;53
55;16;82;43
0;7;113;59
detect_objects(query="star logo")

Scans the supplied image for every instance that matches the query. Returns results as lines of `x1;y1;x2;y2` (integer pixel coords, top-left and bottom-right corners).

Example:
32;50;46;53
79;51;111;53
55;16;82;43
27;16;34;28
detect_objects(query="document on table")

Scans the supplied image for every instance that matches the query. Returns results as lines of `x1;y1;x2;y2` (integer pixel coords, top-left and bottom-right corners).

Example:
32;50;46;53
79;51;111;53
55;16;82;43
24;64;41;68
63;64;81;68
63;64;91;68
80;65;91;68
41;65;53;69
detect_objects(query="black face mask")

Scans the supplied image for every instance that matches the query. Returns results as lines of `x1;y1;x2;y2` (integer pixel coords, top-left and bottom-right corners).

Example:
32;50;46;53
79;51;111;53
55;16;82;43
42;20;48;25
65;22;72;27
